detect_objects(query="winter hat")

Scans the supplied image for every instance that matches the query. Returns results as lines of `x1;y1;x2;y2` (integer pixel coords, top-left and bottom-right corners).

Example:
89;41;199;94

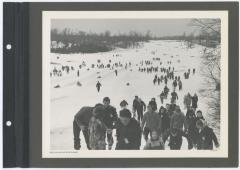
119;109;131;119
159;106;165;112
103;97;110;102
120;100;128;107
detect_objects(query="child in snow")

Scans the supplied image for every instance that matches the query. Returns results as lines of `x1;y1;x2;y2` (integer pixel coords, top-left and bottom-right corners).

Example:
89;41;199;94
171;91;178;104
160;91;165;104
195;119;219;150
141;104;162;141
196;110;205;121
178;79;182;90
144;130;165;150
191;93;198;111
164;86;170;97
159;106;170;134
96;81;102;92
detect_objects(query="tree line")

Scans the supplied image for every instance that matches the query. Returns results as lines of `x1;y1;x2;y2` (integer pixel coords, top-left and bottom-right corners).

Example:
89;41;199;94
51;29;151;53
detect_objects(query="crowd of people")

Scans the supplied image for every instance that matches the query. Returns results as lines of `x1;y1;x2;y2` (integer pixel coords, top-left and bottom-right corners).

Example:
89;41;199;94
52;52;218;151
73;94;219;150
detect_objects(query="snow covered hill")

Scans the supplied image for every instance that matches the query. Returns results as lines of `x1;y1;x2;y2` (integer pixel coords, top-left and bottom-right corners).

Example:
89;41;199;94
49;40;219;150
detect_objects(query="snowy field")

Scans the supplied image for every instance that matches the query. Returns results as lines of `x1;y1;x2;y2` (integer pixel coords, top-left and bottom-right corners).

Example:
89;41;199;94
49;40;219;150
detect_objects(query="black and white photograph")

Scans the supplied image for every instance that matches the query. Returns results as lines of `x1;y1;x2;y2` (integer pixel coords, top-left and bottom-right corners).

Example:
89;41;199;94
42;11;228;158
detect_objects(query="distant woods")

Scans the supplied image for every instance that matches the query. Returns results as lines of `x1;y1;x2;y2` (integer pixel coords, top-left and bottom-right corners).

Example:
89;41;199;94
51;22;220;54
51;29;152;54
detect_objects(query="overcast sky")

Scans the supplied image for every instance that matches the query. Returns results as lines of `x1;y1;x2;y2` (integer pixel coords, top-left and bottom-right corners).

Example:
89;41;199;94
51;19;199;37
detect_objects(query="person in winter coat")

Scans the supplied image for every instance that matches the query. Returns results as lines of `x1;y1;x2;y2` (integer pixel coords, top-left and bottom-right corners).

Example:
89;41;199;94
191;93;198;111
89;105;107;150
149;98;157;111
138;98;146;122
160;91;165;104
114;69;118;76
164;86;169;97
163;128;192;150
170;106;185;131
164;76;168;85
96;81;102;92
153;77;157;85
141;104;162;141
157;77;161;85
184;109;198;147
102;97;118;150
196;110;205;121
196;119;219;150
144;130;165;150
183;93;192;109
115;109;142;150
171;91;178;104
186;107;196;118
178;80;182;90
73;103;103;150
168;103;176;118
159;106;170;134
172;80;178;90
133;96;140;117
193;68;196;74
133;96;146;122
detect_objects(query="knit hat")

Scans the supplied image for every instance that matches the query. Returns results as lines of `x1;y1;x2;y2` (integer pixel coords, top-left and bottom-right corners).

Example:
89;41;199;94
119;109;131;118
103;97;110;102
120;100;128;107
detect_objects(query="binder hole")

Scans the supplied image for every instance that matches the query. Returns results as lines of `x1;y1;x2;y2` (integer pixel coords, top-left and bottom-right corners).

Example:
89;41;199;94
6;44;12;50
6;121;12;126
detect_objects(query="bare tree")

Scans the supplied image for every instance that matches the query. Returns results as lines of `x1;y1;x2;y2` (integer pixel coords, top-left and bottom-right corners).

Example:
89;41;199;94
190;19;221;137
190;19;221;44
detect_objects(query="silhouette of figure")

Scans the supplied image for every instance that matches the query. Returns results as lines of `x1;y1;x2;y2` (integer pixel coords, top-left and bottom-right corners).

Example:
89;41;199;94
96;81;102;92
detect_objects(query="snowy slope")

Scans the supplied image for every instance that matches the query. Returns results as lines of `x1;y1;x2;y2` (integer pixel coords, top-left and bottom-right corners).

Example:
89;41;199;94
49;40;218;150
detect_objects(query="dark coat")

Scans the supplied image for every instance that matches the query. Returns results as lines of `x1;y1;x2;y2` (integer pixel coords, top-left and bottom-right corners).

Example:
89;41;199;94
133;99;146;113
170;111;185;130
164;86;169;94
102;105;118;129
133;99;140;111
139;100;146;113
74;106;93;127
115;118;142;150
168;104;176;117
159;108;170;133
192;95;198;109
186;109;196;118
184;117;198;144
196;126;219;150
171;92;178;100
